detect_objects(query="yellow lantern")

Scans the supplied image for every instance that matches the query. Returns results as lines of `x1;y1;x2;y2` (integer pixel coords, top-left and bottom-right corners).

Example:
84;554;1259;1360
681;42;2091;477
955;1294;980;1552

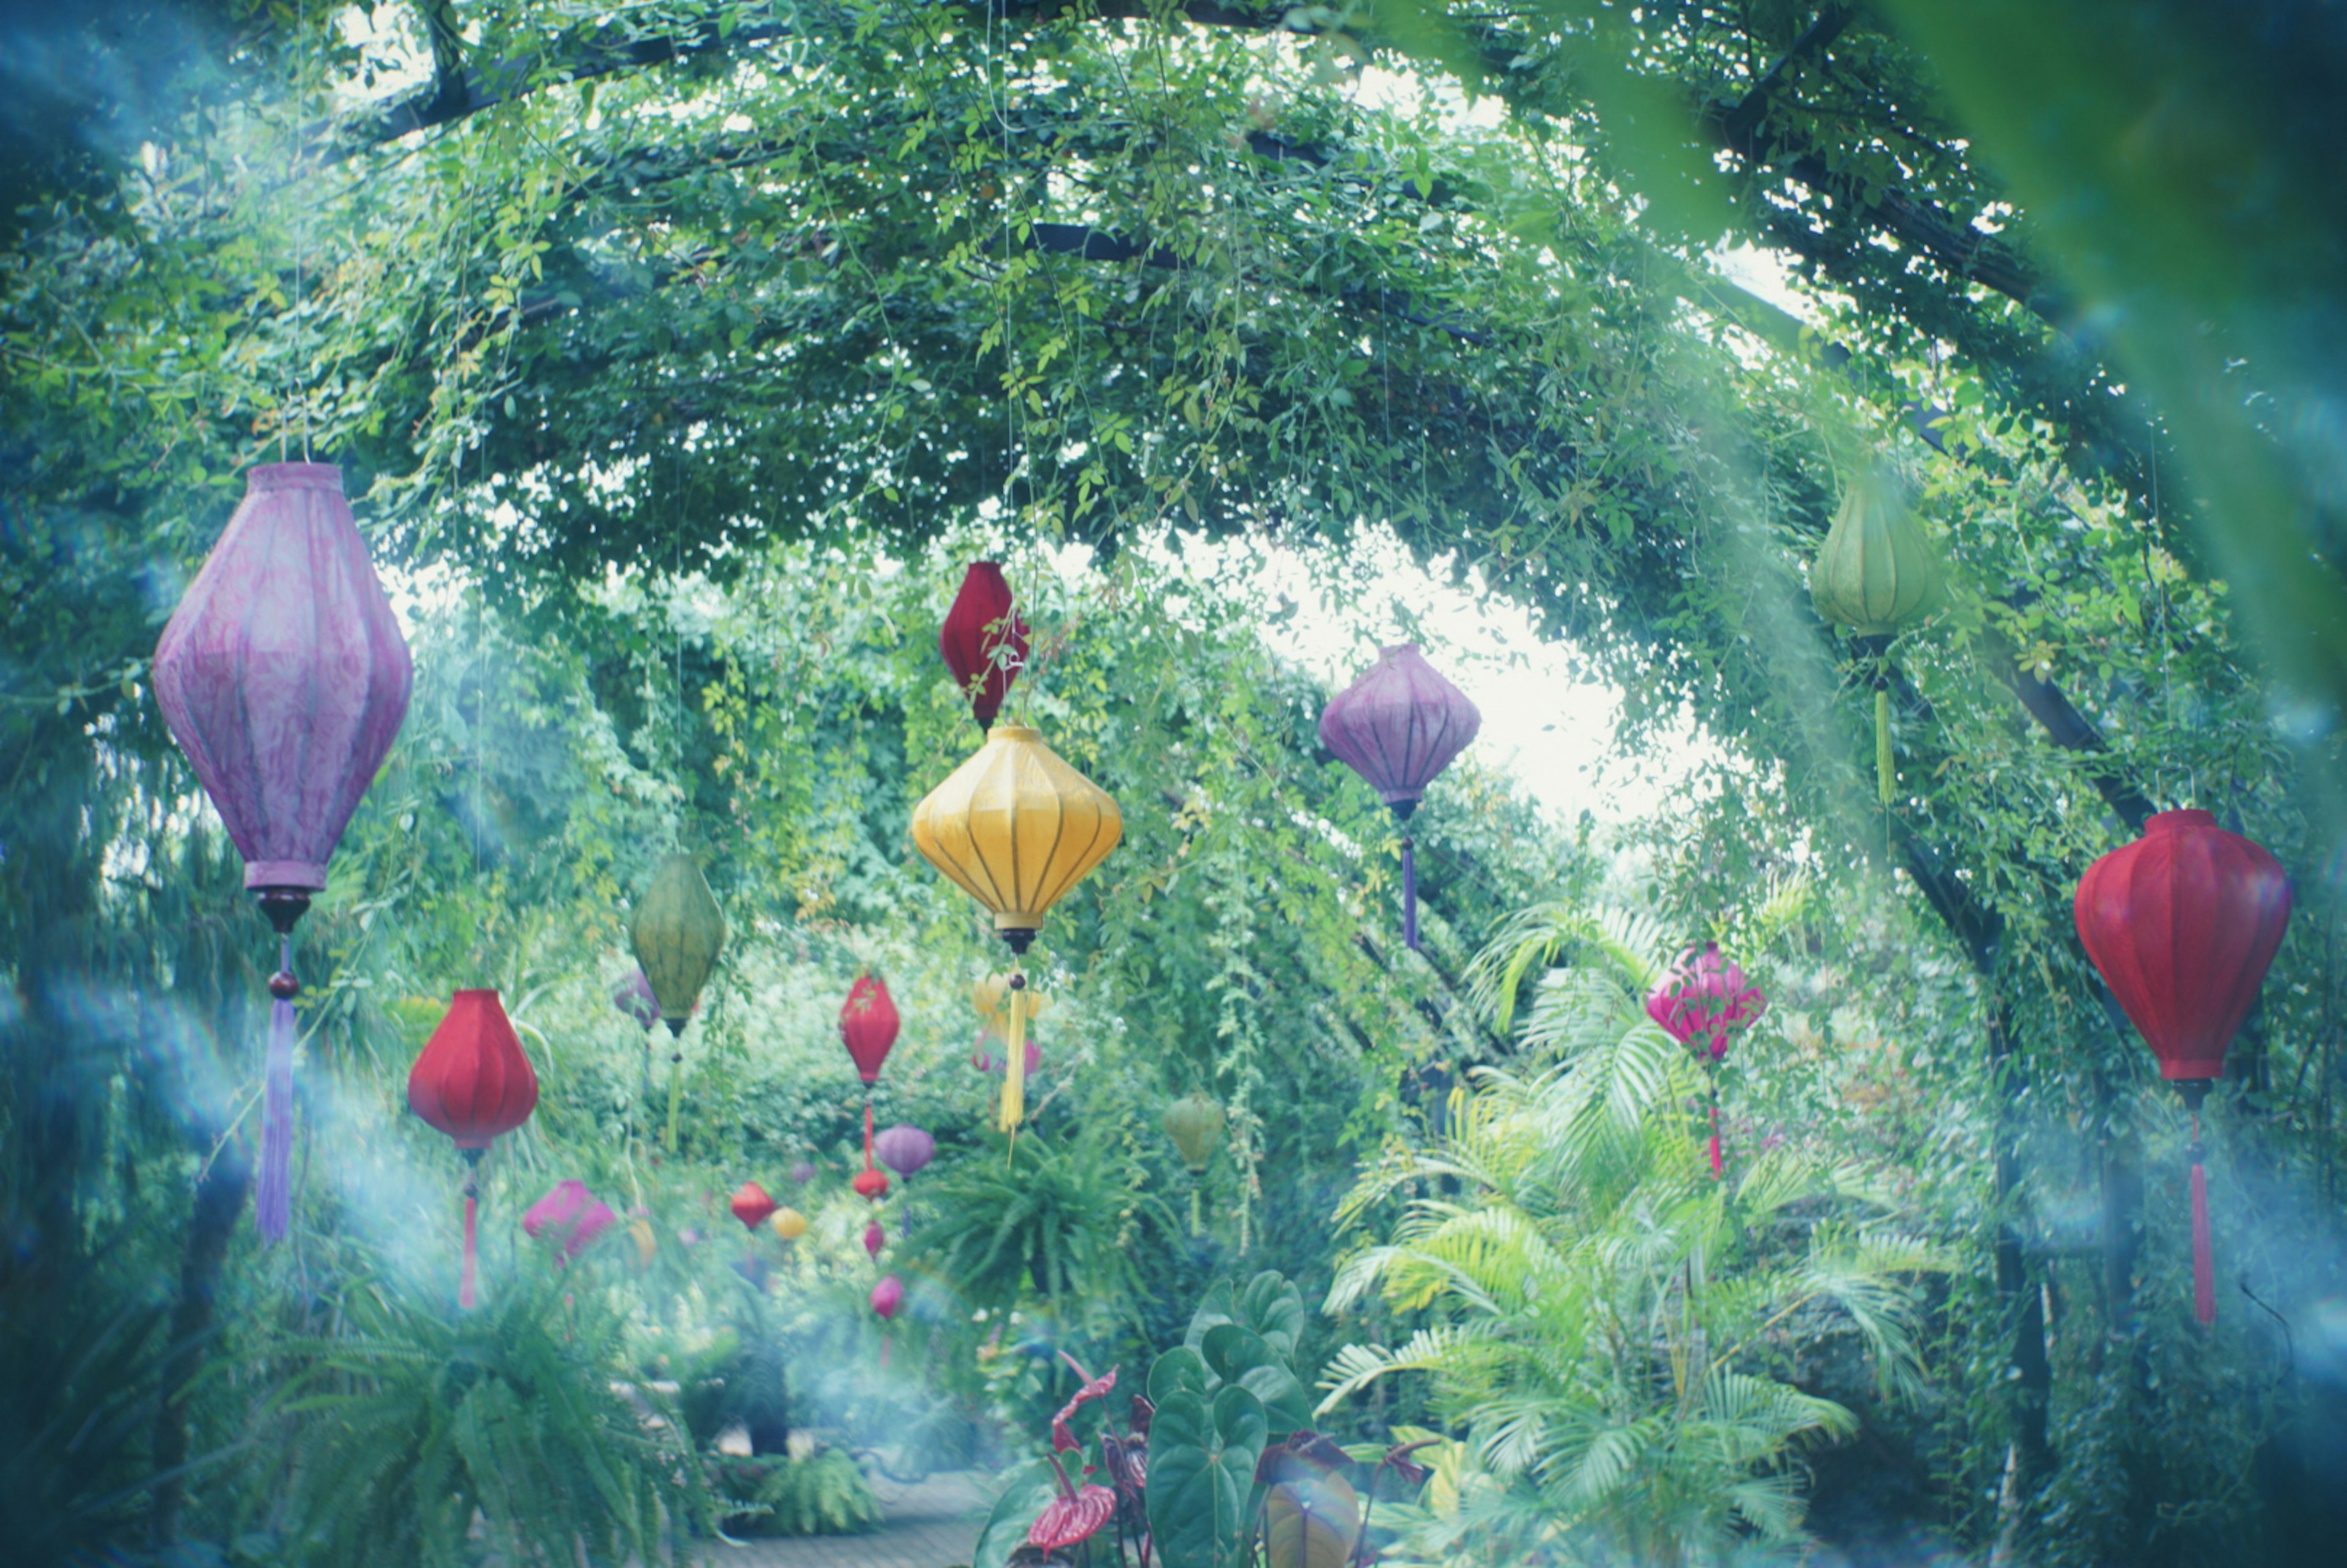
914;725;1120;1134
971;975;1051;1130
629;853;728;1152
771;1206;807;1242
911;726;1121;953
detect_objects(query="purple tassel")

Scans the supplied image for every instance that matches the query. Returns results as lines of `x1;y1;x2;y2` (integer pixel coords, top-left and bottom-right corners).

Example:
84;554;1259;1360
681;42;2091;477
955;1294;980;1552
1403;837;1419;951
255;994;296;1242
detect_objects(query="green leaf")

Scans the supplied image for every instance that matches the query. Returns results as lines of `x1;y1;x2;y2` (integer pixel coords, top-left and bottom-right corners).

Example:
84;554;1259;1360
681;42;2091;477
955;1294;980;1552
1147;1385;1266;1568
970;1459;1058;1568
1149;1344;1215;1403
1199;1324;1313;1436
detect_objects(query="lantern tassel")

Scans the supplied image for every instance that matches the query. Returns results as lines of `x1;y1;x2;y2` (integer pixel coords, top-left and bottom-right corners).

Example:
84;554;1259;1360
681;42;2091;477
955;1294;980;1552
666;1044;683;1155
1403;837;1419;951
255;937;298;1244
1875;686;1893;806
459;1160;481;1310
1000;980;1028;1135
1191;1185;1202;1237
1708;1104;1725;1181
2190;1119;2215;1327
865;1094;876;1171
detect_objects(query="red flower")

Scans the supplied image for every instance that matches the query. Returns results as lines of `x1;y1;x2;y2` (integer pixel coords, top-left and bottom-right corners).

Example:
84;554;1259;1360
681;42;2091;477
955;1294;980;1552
1027;1484;1116;1552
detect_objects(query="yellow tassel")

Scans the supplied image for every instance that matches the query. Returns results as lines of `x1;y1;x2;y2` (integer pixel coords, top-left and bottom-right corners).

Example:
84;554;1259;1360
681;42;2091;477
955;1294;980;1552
1876;686;1893;807
999;981;1026;1134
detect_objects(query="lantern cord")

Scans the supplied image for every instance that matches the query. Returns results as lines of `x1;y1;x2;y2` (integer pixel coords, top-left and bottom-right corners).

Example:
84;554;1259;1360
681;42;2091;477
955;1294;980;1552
255;933;298;1244
1191;1184;1202;1238
1707;1093;1725;1181
1875;683;1893;807
865;1093;876;1173
666;1041;683;1155
1001;973;1028;1140
2190;1113;2216;1327
458;1158;480;1311
1401;837;1419;951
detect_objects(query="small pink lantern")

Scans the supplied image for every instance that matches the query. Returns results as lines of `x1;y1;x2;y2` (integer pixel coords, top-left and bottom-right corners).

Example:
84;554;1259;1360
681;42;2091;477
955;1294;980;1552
864;1220;886;1261
523;1179;617;1261
1645;943;1766;1176
872;1272;906;1368
153;462;413;1242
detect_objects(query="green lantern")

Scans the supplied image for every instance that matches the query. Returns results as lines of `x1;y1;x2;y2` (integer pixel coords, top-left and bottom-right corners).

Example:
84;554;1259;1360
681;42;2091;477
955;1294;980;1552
629;853;727;1151
1809;466;1945;805
1163;1092;1227;1236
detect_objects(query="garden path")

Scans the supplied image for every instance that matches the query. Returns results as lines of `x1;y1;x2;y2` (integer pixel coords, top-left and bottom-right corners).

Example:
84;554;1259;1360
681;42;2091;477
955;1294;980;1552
696;1470;992;1568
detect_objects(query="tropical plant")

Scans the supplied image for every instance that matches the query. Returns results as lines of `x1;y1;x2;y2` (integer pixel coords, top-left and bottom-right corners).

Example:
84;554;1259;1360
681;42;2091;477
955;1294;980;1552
713;1448;882;1537
267;1266;708;1567
1322;903;1948;1566
971;1272;1430;1568
905;1128;1178;1324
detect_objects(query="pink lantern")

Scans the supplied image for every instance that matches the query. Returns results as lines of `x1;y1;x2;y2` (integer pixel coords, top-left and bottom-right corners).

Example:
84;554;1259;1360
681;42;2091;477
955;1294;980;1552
972;1034;1043;1077
872;1273;905;1319
611;970;661;1031
874;1124;936;1179
152;462;413;1242
523;1179;617;1261
864;1220;886;1261
1645;943;1766;1177
1317;645;1480;951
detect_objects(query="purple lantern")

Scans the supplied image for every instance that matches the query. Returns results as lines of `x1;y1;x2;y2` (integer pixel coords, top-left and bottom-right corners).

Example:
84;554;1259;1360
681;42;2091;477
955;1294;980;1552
152;462;413;1242
789;1159;818;1185
612;969;661;1031
1317;644;1480;951
874;1124;936;1179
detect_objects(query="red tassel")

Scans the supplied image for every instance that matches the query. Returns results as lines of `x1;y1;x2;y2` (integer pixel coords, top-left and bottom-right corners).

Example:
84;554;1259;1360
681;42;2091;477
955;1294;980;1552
460;1189;479;1310
2191;1157;2215;1327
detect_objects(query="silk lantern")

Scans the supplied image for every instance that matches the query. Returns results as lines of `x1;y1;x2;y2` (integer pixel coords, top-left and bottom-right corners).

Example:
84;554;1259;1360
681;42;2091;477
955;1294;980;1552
1164;1092;1227;1236
864;1220;887;1261
730;1181;779;1233
913;727;1119;1132
840;974;901;1200
2076;809;2292;1325
1318;645;1480;951
875;1124;935;1180
772;1206;807;1241
872;1272;906;1367
408;989;540;1308
1645;944;1767;1178
1809;466;1945;806
152;461;413;1243
523;1179;617;1261
630;854;727;1153
939;561;1030;729
971;973;1052;1131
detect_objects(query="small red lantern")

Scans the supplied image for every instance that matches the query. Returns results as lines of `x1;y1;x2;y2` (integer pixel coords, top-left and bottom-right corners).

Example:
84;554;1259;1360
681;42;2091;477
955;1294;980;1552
840;975;901;1202
408;989;540;1308
2075;809;2292;1325
939;562;1029;729
730;1181;779;1233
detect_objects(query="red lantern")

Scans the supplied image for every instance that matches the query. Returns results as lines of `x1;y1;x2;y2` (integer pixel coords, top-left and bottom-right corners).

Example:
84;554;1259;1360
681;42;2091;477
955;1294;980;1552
2075;809;2292;1325
841;975;901;1200
408;989;540;1308
730;1181;779;1233
153;462;413;1242
939;562;1029;729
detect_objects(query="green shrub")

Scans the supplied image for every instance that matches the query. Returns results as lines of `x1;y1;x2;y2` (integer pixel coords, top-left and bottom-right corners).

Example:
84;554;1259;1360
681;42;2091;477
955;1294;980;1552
714;1449;883;1536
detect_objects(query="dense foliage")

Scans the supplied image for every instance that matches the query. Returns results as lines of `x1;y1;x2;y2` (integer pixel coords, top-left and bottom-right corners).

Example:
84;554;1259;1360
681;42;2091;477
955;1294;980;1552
5;4;2347;1566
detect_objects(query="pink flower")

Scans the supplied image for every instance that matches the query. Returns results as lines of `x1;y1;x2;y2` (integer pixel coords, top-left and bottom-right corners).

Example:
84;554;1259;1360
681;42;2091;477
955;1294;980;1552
1050;1361;1117;1454
523;1180;617;1260
1645;943;1767;1063
1028;1485;1115;1552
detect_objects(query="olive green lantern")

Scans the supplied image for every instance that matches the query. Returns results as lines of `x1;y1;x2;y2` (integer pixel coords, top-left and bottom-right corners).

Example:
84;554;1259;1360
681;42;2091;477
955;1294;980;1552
1163;1092;1227;1235
1809;466;1945;805
629;853;727;1152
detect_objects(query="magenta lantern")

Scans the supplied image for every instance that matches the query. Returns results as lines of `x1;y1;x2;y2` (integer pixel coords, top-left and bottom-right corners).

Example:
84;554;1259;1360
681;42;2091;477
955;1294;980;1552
1317;645;1480;951
153;462;413;1243
1645;943;1766;1178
